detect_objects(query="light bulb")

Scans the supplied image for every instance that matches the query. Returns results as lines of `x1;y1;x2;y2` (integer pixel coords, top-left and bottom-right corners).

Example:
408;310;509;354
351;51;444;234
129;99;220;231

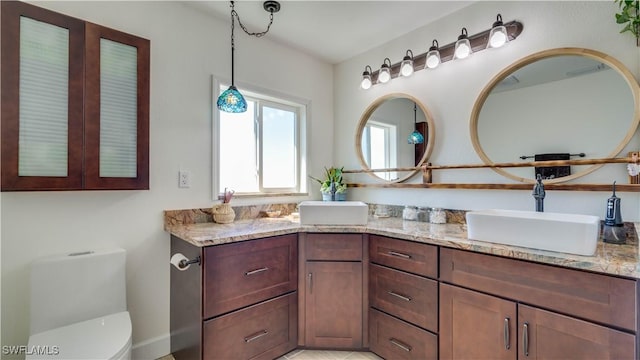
489;27;507;48
361;76;372;90
454;40;471;59
400;61;414;77
425;40;440;69
378;68;390;83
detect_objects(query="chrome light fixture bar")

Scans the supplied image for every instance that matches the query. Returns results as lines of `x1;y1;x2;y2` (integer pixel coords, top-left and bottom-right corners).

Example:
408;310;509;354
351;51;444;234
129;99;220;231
360;15;523;89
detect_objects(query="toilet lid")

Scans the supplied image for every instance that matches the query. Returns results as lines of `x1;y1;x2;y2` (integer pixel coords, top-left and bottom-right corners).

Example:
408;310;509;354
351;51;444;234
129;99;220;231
27;311;131;360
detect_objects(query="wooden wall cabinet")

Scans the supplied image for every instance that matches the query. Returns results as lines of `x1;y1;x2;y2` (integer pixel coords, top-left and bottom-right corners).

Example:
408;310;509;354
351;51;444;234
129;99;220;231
299;233;366;349
170;234;298;360
1;1;149;191
439;248;637;360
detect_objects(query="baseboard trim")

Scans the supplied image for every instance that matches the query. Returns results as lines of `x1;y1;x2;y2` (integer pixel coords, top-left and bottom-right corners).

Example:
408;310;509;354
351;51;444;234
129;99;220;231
132;333;171;360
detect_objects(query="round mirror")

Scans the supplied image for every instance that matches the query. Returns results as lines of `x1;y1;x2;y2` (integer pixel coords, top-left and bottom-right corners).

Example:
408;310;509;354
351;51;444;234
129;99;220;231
355;94;435;182
471;48;640;183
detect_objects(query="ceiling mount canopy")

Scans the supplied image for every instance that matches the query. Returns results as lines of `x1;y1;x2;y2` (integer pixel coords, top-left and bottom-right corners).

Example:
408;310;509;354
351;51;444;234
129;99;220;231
217;1;281;113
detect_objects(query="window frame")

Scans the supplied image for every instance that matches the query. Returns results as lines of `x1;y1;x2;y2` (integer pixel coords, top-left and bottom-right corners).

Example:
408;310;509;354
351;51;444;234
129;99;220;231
213;77;309;199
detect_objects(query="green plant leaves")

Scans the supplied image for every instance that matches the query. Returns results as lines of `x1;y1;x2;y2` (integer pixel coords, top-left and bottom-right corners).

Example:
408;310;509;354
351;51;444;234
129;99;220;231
615;0;640;38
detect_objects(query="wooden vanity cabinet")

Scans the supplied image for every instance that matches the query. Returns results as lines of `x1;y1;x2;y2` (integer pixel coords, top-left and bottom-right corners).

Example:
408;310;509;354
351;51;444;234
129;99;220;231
439;248;637;360
299;233;366;349
368;235;439;359
170;234;298;360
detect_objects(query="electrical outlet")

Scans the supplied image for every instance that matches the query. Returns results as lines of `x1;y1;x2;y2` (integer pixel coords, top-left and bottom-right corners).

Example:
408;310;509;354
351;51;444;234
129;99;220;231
179;170;191;188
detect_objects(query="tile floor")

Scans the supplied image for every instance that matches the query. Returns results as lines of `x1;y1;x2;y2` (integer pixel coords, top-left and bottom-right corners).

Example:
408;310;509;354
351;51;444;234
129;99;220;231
160;349;382;360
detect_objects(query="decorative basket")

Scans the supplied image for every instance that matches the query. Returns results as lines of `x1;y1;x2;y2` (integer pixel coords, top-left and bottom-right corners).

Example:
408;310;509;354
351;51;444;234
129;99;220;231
212;203;235;224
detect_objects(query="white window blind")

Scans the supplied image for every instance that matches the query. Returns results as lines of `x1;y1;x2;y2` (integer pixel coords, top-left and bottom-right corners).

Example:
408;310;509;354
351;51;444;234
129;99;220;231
99;38;137;178
18;16;69;177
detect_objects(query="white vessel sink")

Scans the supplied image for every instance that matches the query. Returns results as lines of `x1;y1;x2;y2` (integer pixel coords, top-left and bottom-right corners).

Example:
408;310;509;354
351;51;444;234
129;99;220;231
466;209;600;256
299;201;368;225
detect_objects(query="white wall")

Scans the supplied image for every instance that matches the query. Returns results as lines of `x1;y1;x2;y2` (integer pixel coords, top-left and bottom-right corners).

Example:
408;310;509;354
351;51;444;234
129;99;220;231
1;1;333;358
335;1;640;219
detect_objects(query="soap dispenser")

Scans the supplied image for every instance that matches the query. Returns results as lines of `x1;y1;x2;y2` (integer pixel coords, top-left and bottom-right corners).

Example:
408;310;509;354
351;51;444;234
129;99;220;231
603;181;626;244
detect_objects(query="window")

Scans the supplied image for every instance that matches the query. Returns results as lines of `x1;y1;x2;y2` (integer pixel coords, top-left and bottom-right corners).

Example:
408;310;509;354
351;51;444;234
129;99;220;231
215;82;307;197
361;121;397;181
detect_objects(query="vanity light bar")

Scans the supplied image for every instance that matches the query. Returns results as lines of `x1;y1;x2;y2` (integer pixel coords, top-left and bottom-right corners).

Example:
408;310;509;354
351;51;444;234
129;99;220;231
360;17;523;89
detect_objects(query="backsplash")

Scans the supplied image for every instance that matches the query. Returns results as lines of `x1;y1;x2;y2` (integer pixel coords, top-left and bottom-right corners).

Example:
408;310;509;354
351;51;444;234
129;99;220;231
164;202;467;230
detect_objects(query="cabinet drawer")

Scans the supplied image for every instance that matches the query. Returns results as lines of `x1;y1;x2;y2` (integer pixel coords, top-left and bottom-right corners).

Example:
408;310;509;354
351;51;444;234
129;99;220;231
203;292;297;360
369;264;438;332
305;233;362;261
369;235;437;278
369;308;437;360
440;248;637;332
204;234;297;318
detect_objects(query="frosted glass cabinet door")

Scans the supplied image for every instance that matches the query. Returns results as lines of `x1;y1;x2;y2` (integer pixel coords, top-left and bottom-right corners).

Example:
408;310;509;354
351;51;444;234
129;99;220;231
84;23;150;190
1;2;150;191
1;1;85;190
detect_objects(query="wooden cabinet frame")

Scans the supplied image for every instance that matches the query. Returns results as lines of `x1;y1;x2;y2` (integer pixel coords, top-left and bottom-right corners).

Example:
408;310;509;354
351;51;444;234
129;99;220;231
1;1;149;191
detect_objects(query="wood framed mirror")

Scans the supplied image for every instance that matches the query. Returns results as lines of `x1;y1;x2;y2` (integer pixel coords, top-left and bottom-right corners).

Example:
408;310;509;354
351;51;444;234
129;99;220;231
355;93;435;183
470;48;640;184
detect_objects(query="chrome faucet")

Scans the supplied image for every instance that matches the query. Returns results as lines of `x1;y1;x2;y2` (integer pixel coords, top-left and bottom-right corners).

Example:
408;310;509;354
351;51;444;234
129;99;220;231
533;174;545;212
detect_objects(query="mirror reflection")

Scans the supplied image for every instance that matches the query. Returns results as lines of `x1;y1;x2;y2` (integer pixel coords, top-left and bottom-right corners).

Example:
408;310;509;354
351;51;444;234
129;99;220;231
356;95;434;182
472;49;640;183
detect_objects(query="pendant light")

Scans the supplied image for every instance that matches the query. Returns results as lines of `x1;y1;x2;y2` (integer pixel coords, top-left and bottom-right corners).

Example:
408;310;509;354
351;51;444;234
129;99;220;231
400;50;414;77
407;102;424;145
488;14;508;48
454;27;472;60
425;39;441;69
217;1;280;113
378;58;392;84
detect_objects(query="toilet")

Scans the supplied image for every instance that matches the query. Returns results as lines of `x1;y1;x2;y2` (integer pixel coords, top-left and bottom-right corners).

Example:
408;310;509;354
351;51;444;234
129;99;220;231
27;248;132;360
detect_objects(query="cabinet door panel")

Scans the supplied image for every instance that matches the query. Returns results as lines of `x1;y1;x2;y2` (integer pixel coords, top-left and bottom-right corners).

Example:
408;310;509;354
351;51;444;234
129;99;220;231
519;305;635;360
84;22;149;190
305;233;363;261
204;234;297;318
440;283;516;360
203;292;297;360
305;261;362;348
369;235;437;278
369;308;437;360
369;263;437;332
1;1;84;190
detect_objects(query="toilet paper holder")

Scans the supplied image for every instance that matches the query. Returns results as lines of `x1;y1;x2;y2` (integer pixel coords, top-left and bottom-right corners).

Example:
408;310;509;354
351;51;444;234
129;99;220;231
178;256;200;269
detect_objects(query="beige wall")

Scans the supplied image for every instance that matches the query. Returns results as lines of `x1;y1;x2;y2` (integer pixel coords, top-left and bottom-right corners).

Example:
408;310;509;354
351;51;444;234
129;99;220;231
1;1;333;358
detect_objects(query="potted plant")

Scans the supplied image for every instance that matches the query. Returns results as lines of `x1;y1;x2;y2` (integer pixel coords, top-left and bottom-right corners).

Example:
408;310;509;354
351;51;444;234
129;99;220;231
310;166;347;201
615;0;640;46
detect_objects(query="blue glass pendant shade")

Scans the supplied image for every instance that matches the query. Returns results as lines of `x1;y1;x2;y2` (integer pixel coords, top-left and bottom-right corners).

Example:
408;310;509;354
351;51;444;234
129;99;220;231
408;130;424;144
217;85;247;113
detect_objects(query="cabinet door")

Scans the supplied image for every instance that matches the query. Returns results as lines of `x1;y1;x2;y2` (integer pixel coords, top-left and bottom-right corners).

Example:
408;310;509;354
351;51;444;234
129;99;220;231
369;308;437;360
305;261;362;348
204;234;297;319
440;283;516;360
84;22;149;190
1;1;85;190
518;305;636;360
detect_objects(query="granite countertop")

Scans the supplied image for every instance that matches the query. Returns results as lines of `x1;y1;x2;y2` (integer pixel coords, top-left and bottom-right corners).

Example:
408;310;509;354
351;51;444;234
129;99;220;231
166;216;640;280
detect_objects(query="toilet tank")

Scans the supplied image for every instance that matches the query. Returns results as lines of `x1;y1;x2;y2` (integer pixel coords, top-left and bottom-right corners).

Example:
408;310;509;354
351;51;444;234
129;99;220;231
30;248;127;335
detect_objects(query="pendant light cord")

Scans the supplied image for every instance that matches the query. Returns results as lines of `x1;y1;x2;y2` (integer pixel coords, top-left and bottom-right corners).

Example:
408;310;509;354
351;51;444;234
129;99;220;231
231;2;275;38
230;4;236;86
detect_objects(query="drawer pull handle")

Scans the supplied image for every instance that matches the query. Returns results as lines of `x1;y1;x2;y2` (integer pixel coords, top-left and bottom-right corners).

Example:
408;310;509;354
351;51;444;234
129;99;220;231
523;322;529;357
245;267;269;276
504;317;510;350
389;338;412;352
244;329;268;343
387;291;412;302
388;251;411;259
308;273;313;294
